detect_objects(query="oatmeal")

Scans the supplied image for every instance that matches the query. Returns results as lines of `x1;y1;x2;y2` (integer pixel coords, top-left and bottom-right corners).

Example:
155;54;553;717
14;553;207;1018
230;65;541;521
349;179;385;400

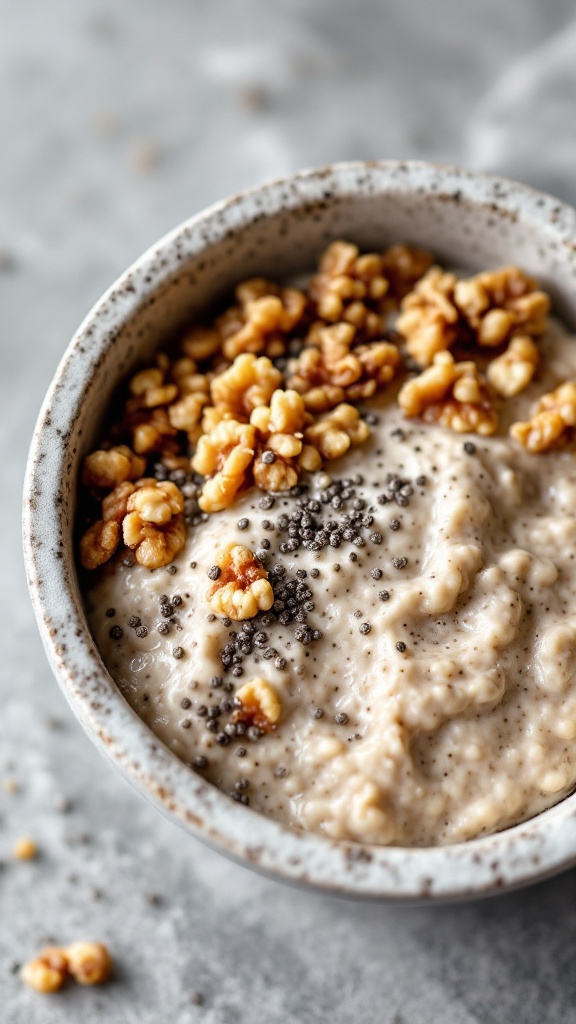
80;243;576;847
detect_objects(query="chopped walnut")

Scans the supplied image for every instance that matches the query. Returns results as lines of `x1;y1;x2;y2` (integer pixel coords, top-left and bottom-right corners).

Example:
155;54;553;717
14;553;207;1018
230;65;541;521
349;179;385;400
65;942;112;986
79;520;120;570
396;266;460;367
20;947;69;993
209;353;283;423
193;420;256;512
122;480;186;567
251;389;318;490
304;403;371;460
510;381;576;452
287;322;400;412
216;278;307;360
234;677;281;732
181;326;221;362
454;266;550;346
487;336;540;397
168;392;209;433
308;241;390;338
398;351;498;436
380;244;434;300
129;366;179;408
81;445;146;489
207;543;274;620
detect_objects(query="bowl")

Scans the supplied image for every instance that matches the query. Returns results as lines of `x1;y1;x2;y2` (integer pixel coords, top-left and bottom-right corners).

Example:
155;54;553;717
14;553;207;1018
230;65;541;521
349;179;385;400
23;160;576;901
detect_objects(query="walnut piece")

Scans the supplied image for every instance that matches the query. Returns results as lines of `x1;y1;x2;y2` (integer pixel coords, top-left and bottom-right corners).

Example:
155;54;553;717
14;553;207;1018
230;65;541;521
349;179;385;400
122;480;185;568
304;403;371;459
380;243;434;300
209;353;282;423
287;322;400;411
81;445;146;489
20;947;69;993
454;266;550;346
487;336;540;397
398;264;550;367
398;351;498;435
234;677;281;732
510;381;576;452
216;278;307;360
207;543;274;620
396;266;460;367
65;942;112;986
79;520;120;570
192;420;256;512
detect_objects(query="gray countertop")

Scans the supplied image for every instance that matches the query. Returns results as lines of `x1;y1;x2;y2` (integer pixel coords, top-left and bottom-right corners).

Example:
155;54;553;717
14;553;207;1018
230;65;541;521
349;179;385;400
4;2;576;1020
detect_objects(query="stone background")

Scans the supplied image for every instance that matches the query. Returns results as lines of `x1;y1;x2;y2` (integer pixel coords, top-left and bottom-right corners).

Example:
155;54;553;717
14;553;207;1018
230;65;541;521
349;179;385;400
3;1;576;1020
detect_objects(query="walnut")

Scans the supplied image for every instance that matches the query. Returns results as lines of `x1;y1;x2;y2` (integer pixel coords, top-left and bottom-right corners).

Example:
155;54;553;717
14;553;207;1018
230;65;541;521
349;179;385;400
81;445;146;489
304;403;371;460
454;266;550;346
193;420;256;512
209;353;282;422
79;520;120;570
510;381;576;452
101;481;135;523
129;366;179;408
398;265;550;367
131;407;179;455
122;480;186;567
396;266;460;366
487;336;540;397
250;389;317;490
207;543;274;620
217;279;307;360
167;392;209;432
181;326;221;362
234;677;281;732
169;356;211;398
287;322;400;412
309;241;391;338
65;942;112;986
380;243;434;300
398;351;498;435
20;947;69;993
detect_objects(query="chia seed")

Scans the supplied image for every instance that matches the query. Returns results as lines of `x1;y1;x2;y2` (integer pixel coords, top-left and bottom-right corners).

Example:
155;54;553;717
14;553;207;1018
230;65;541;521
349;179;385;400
109;626;123;639
392;557;408;570
389;519;400;531
416;475;427;486
135;626;148;638
370;532;382;545
335;712;349;725
464;441;476;454
237;518;249;530
173;646;184;659
275;657;286;670
312;707;324;719
236;747;247;757
379;590;390;602
259;495;275;510
310;568;320;579
193;756;208;770
348;552;358;562
128;616;141;628
211;675;223;687
371;567;382;580
261;450;276;464
180;698;191;709
207;566;221;581
105;608;115;618
396;640;407;653
359;622;371;635
196;705;208;717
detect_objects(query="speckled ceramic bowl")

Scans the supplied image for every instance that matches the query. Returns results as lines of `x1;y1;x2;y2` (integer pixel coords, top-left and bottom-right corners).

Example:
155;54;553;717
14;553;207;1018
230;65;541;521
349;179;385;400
23;161;576;901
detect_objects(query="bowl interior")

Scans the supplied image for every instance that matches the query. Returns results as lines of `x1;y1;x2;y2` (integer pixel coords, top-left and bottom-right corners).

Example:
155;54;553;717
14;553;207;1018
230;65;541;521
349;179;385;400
23;161;576;901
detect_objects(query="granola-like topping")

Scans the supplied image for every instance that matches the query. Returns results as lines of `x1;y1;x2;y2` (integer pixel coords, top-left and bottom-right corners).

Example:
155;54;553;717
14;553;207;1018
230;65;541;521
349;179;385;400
234;678;282;732
304;402;371;459
487;335;540;397
396;267;460;367
122;480;186;568
398;351;499;436
209;353;282;423
510;381;576;452
207;543;274;620
287;322;401;411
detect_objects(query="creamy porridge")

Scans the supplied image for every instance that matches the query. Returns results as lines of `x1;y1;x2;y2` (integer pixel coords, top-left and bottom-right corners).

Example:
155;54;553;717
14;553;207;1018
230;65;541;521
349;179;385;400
79;243;576;847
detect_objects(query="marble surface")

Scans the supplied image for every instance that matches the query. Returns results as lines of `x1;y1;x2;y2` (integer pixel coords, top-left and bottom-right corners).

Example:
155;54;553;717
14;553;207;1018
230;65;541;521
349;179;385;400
4;1;576;1019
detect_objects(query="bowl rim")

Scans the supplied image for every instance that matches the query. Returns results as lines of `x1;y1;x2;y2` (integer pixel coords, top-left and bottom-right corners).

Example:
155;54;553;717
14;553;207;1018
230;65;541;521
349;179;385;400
22;159;576;902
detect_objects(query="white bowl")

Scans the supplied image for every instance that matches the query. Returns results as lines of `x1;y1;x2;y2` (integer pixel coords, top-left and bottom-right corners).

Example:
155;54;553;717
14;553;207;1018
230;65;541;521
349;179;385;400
23;161;576;901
